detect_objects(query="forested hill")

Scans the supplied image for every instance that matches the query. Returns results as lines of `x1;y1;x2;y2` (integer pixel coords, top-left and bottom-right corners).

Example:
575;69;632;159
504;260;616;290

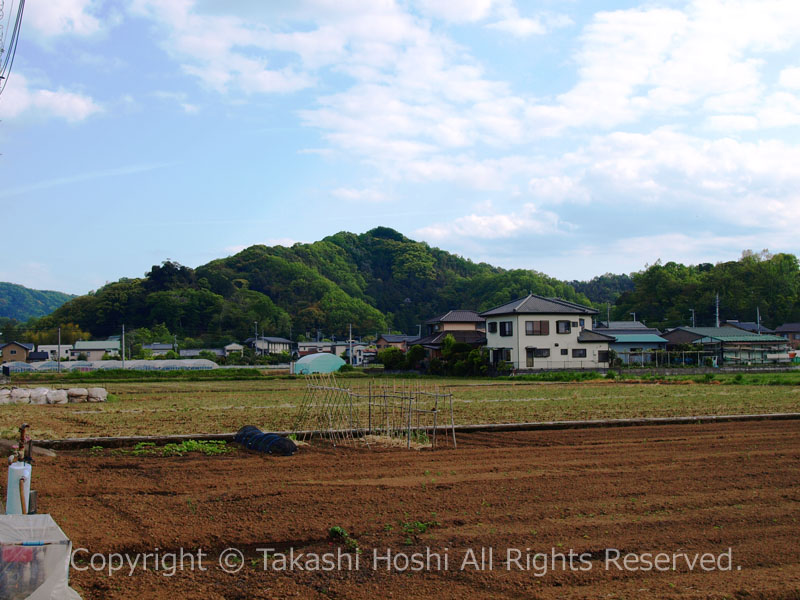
610;251;800;330
20;234;800;343
35;227;590;341
0;282;74;321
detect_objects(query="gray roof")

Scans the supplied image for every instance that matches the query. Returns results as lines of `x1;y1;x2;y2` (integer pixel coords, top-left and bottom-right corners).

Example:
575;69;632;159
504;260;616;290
775;323;800;333
597;320;649;329
426;310;484;324
481;294;598;317
74;340;121;350
722;321;775;334
415;331;486;347
577;330;615;343
143;343;173;350
378;334;420;343
596;327;662;336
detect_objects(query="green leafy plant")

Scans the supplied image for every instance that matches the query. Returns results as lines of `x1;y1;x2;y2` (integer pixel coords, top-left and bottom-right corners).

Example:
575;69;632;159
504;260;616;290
328;526;360;552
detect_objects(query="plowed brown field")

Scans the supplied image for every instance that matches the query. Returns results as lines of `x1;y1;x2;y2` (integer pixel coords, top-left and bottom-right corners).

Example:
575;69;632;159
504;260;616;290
34;420;800;599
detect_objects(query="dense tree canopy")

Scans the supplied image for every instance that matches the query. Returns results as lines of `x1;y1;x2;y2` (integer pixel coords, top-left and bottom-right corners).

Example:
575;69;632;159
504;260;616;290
6;231;798;347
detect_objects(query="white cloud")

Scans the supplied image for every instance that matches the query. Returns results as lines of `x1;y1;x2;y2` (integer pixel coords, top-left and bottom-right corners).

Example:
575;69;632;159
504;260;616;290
24;0;102;36
0;74;102;122
486;17;545;37
416;202;564;242
525;1;800;134
779;66;800;89
413;0;496;23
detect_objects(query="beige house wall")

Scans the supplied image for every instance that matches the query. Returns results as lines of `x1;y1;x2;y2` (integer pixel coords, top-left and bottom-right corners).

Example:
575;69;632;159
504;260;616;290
485;313;608;370
1;344;30;364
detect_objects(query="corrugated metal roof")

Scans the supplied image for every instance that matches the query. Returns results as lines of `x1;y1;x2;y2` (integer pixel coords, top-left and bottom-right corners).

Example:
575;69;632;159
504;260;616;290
612;334;668;343
74;340;120;350
481;294;598;316
678;327;787;342
598;321;649;329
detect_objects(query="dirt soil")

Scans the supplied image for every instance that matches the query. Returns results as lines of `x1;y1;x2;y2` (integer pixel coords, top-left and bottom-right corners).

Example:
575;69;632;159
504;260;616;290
30;420;800;599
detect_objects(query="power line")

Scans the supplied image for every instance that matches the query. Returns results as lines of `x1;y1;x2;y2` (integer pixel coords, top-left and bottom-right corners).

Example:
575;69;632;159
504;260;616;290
0;0;26;97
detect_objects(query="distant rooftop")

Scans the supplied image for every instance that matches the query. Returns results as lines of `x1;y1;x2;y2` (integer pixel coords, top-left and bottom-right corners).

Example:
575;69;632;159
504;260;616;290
425;310;484;324
611;334;668;344
597;320;649;329
378;334;420;343
670;327;786;343
722;320;775;334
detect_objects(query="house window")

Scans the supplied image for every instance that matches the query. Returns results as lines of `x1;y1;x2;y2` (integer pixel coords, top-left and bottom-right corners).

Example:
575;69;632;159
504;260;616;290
571;321;579;327
598;351;610;363
561;349;568;355
534;348;550;358
499;321;513;336
488;322;497;333
572;348;587;358
579;318;585;329
556;320;571;334
525;320;550;335
495;348;511;362
10;350;16;355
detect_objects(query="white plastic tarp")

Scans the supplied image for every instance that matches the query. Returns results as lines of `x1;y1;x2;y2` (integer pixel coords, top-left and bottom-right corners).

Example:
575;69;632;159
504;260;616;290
0;514;81;599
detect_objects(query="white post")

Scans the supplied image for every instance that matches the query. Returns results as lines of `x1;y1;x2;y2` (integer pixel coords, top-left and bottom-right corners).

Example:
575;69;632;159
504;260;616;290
57;326;61;373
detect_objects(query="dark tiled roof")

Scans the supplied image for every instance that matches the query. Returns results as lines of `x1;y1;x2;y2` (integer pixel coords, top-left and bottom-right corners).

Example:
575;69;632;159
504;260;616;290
722;321;775;334
378;334;421;343
481;294;598;317
425;310;484;324
415;331;486;347
577;330;615;343
774;323;800;333
27;351;49;361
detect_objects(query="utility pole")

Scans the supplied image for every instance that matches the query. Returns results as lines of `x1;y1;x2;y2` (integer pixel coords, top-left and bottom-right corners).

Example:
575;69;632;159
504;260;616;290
630;312;636;322
349;323;353;366
756;306;761;335
122;324;126;368
715;292;720;328
690;308;696;328
607;303;611;327
57;326;61;374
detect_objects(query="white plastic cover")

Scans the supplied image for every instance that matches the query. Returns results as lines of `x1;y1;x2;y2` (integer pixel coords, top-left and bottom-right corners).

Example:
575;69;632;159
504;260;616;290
0;514;81;599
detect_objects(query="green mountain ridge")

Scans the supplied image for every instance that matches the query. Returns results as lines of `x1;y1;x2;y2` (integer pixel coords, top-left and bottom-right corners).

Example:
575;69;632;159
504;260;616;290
8;231;799;344
30;227;591;341
0;282;75;321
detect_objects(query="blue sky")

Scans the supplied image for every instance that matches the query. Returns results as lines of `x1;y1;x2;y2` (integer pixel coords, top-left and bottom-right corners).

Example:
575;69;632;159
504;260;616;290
1;0;799;295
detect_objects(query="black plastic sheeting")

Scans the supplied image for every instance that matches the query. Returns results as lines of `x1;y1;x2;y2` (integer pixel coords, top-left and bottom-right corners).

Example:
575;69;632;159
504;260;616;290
234;426;297;456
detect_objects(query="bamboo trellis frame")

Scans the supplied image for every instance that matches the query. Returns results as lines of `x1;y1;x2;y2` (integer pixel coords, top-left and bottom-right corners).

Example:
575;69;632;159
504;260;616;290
293;374;456;449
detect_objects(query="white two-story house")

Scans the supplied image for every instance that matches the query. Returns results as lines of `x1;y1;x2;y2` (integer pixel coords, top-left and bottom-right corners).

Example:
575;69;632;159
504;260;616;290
480;294;612;371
